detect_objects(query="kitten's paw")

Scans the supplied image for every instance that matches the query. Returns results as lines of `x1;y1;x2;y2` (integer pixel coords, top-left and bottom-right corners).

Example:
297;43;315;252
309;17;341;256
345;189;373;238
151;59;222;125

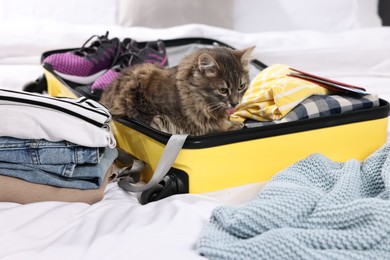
228;121;244;131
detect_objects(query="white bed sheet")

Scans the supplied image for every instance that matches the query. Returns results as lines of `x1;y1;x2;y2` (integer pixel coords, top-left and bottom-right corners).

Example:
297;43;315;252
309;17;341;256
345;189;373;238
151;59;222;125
0;21;390;260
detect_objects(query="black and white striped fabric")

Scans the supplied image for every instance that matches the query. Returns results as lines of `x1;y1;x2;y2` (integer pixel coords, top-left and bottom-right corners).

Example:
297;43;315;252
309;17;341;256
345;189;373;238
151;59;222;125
0;88;115;148
244;94;380;128
0;88;111;127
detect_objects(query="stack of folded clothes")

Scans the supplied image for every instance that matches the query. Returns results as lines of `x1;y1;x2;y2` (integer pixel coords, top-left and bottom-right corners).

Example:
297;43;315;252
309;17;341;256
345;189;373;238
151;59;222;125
0;88;118;204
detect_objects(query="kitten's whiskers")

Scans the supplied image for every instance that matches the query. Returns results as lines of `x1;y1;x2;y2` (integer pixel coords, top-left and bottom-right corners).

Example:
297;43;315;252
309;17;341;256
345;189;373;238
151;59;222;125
208;102;226;112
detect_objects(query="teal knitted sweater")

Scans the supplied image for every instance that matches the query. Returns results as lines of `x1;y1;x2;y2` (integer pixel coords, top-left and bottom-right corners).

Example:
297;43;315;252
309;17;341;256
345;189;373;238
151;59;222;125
197;142;390;260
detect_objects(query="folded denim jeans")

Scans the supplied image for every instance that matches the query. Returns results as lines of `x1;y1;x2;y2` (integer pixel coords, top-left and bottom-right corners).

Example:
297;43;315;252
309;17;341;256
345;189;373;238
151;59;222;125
0;162;77;179
0;136;101;165
0;146;118;189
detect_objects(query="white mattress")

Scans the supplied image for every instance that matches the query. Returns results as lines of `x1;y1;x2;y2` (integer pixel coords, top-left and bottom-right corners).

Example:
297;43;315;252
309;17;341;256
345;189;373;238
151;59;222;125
0;21;390;260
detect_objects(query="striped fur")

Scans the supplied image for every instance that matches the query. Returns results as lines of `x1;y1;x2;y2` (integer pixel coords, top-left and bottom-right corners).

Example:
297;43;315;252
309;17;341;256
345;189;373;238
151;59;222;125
99;46;255;136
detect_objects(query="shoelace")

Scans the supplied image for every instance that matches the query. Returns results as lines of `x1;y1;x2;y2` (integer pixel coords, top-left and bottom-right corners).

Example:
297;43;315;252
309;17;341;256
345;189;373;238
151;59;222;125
107;38;141;72
74;31;122;67
113;40;168;72
112;52;144;72
74;31;110;56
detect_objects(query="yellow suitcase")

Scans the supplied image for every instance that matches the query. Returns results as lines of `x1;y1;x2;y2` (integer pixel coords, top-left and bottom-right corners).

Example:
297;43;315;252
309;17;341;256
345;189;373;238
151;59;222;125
32;37;389;204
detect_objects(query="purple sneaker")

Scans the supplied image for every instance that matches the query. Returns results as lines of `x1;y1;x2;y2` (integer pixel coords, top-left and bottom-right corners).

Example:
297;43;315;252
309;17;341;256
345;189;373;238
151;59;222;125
139;40;169;66
43;32;121;85
91;39;168;92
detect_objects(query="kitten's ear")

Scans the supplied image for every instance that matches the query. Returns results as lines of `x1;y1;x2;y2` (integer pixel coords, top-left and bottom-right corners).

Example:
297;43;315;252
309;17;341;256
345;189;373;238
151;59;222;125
238;46;256;64
198;53;219;77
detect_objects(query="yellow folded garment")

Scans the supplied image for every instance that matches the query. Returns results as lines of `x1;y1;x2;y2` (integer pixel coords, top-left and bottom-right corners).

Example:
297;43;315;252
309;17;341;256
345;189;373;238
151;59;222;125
231;64;332;122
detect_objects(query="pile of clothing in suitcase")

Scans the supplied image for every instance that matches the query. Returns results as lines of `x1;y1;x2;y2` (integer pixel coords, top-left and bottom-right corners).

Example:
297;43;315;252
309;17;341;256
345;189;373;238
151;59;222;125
0;88;118;204
40;31;378;129
230;64;380;127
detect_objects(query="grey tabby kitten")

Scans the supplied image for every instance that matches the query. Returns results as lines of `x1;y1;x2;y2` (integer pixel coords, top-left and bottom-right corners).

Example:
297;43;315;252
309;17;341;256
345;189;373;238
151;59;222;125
99;45;255;136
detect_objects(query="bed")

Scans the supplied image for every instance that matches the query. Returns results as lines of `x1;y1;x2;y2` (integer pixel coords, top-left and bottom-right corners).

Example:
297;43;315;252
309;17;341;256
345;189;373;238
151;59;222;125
0;0;390;259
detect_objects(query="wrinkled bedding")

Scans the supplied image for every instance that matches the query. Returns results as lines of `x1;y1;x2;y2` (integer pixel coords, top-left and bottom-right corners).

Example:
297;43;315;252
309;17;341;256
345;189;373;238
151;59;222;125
0;21;389;259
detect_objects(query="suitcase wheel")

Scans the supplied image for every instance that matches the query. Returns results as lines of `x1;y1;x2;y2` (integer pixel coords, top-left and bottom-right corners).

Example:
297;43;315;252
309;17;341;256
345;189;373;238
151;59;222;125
140;184;165;205
140;170;188;205
23;75;47;93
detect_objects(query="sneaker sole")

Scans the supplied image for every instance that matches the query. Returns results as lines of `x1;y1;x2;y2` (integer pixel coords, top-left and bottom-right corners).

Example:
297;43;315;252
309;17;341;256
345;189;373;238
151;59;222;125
54;69;108;85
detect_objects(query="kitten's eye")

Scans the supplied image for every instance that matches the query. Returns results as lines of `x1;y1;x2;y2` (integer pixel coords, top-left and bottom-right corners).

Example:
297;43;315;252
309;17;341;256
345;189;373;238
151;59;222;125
219;87;228;94
238;83;247;91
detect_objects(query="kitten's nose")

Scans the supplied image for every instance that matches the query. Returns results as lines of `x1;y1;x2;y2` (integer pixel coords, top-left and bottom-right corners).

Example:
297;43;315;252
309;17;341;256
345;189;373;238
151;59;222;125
230;96;239;107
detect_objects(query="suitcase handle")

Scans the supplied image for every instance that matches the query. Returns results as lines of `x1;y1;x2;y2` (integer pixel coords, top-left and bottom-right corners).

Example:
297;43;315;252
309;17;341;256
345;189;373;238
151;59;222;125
118;134;188;193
